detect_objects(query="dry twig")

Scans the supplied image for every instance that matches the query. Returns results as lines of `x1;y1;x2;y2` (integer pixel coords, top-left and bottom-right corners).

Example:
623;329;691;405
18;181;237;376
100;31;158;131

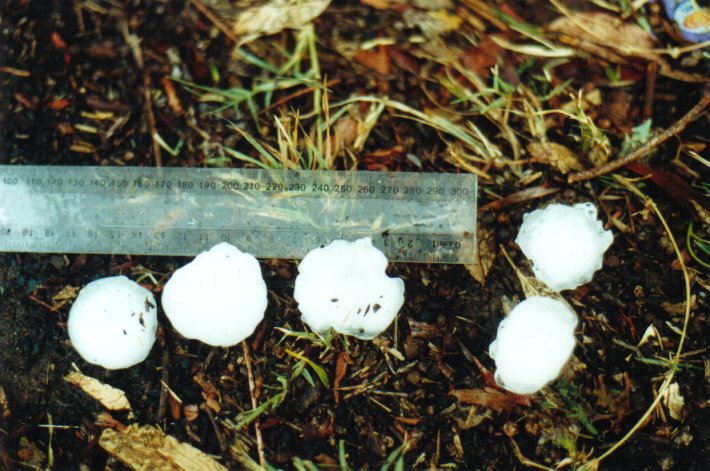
569;87;710;183
188;0;240;44
118;12;162;167
241;340;266;468
156;347;170;423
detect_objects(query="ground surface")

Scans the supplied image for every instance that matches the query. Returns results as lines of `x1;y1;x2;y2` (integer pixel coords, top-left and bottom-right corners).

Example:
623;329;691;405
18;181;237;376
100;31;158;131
0;1;708;470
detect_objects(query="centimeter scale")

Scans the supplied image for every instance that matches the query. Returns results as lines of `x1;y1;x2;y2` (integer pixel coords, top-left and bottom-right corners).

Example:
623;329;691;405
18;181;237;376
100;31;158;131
0;166;477;263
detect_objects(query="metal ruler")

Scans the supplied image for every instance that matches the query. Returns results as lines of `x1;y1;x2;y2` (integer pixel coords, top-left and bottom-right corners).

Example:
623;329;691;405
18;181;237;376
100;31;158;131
0;166;476;263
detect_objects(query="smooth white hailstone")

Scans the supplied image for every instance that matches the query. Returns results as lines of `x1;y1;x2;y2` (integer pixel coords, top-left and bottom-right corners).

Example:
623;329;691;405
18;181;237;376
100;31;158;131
515;202;613;291
489;296;577;395
294;238;405;340
68;276;158;370
161;242;267;347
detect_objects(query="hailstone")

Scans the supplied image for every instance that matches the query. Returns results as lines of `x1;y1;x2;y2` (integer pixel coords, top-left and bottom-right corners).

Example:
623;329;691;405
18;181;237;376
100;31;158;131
294;238;405;339
516;202;613;291
489;296;578;395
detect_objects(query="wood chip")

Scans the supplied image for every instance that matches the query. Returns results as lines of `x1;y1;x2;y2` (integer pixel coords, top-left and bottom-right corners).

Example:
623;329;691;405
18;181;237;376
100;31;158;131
64;371;131;411
99;424;228;471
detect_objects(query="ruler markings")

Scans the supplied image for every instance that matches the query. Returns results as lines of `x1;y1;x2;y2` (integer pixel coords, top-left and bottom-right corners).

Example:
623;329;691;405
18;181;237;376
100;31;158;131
0;166;476;263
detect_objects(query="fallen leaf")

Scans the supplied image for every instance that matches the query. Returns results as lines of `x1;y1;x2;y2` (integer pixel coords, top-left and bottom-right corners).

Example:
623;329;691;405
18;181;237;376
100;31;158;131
64;371;131;411
660;382;685;421
333;351;349;405
387;46;419;74
548;11;656;52
627;162;710;213
465;223;496;284
636;324;658;348
51;284;79;311
233;0;331;41
459;36;502;77
661;295;696;316
355;45;391;75
527;141;583;174
100;424;228;471
449;387;528;411
479;186;560;212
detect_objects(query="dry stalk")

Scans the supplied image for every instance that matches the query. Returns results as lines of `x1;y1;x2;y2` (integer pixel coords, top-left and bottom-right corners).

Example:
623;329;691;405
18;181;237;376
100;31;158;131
569;87;710;183
241;340;266;468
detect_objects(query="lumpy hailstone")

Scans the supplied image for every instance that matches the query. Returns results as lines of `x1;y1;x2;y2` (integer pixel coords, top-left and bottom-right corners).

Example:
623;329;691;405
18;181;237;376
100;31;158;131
294;238;405;340
516;202;613;291
489;296;577;395
161;242;267;347
68;276;158;369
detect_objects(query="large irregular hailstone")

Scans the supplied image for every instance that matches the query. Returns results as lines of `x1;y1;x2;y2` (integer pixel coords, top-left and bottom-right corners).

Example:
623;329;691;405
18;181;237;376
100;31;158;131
294;238;405;340
516;202;613;291
161;242;267;347
489;296;578;395
68;276;158;370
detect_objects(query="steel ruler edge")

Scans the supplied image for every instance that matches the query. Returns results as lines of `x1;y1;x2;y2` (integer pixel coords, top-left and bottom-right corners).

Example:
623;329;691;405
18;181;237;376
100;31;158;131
0;166;477;263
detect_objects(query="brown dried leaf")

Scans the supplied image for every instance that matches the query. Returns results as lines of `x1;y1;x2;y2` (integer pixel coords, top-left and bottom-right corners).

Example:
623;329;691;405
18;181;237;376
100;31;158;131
548;11;656;52
449;387;524;412
660;383;685;421
465;223;496;285
661;295;697;315
333;352;349;405
64;371;131;411
459;36;502;77
527;141;583;174
233;0;331;40
100;424;228;471
479;186;560;212
355;46;391;75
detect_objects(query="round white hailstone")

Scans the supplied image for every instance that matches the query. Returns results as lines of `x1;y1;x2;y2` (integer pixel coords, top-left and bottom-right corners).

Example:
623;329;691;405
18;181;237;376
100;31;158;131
68;276;158;370
489;296;578;395
294;238;405;340
515;202;613;291
161;242;267;347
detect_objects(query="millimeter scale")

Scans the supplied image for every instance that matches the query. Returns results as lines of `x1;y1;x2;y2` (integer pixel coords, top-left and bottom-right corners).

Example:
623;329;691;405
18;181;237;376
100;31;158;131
0;166;477;263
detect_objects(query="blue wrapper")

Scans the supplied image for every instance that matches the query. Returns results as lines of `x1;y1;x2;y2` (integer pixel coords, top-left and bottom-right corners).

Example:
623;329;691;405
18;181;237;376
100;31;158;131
661;0;710;42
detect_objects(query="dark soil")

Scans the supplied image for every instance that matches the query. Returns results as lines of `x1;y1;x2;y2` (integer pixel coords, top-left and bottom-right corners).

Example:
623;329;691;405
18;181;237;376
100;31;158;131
1;1;708;470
